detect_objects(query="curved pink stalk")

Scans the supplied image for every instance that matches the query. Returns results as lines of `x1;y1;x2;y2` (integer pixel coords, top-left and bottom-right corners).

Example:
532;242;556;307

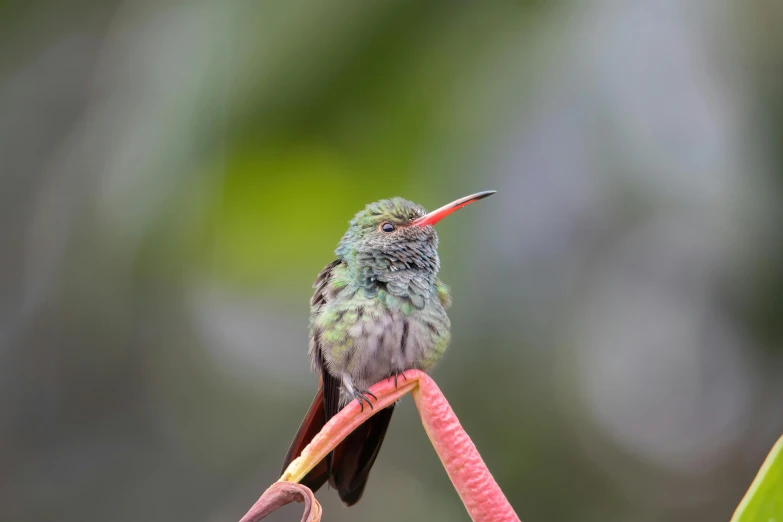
412;374;519;522
242;370;519;521
239;482;322;522
278;378;417;484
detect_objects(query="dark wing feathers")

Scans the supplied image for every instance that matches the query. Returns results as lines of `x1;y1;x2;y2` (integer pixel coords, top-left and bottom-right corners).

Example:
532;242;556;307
281;260;341;492
320;351;341;483
311;259;343;445
321;363;342;424
310;259;341;307
280;387;328;492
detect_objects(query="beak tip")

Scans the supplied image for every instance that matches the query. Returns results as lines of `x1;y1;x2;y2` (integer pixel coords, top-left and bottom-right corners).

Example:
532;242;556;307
412;190;496;227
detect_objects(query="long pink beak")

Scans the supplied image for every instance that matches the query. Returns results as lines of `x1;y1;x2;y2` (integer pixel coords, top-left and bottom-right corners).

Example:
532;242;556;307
411;190;496;227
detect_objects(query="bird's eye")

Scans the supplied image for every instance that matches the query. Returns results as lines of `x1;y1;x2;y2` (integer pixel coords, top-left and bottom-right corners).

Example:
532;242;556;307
380;222;396;233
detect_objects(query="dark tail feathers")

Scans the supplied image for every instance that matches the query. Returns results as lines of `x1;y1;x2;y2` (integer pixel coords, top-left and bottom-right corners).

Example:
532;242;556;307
281;384;395;505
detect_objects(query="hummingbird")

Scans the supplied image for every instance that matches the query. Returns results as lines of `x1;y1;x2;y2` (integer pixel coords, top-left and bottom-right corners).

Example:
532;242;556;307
281;190;495;505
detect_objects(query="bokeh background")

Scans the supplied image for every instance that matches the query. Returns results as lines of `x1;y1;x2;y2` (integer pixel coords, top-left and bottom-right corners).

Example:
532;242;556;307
2;1;783;521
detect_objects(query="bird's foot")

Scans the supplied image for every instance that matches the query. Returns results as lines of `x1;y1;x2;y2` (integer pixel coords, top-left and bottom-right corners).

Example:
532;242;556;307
387;370;409;389
351;388;377;412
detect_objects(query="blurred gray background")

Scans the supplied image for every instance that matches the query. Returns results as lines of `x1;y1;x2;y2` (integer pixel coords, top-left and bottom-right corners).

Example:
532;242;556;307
2;1;782;521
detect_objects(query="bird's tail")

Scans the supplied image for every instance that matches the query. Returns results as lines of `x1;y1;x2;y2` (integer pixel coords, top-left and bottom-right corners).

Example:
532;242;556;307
281;386;329;492
330;402;395;505
281;383;395;505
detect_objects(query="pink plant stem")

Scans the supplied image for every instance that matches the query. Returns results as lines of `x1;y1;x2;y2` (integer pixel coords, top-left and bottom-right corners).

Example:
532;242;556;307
275;370;520;522
412;373;520;522
279;378;417;484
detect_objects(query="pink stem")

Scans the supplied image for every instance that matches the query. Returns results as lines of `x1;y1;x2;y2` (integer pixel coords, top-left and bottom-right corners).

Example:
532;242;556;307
412;373;520;522
279;378;417;484
274;370;520;522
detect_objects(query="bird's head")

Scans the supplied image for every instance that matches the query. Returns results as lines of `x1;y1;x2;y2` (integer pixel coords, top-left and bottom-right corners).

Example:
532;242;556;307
336;191;494;296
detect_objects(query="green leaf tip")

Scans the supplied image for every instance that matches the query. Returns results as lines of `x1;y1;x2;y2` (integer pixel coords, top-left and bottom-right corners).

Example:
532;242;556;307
731;434;783;522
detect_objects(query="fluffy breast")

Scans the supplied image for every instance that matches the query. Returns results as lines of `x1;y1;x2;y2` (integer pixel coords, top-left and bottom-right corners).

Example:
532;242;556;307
312;289;451;390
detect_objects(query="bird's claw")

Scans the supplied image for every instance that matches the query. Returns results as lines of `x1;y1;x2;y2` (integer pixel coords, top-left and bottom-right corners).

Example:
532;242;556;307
387;370;408;389
353;389;376;412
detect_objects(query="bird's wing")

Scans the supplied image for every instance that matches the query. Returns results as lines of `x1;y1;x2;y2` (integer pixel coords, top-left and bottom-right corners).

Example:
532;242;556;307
308;259;344;423
280;260;343;491
310;259;342;308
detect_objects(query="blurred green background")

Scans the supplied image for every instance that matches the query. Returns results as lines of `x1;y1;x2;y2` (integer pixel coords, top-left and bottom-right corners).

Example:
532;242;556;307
2;1;783;521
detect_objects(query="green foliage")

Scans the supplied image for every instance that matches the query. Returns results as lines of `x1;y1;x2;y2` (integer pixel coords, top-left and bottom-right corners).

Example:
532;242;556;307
732;436;783;522
203;143;409;288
